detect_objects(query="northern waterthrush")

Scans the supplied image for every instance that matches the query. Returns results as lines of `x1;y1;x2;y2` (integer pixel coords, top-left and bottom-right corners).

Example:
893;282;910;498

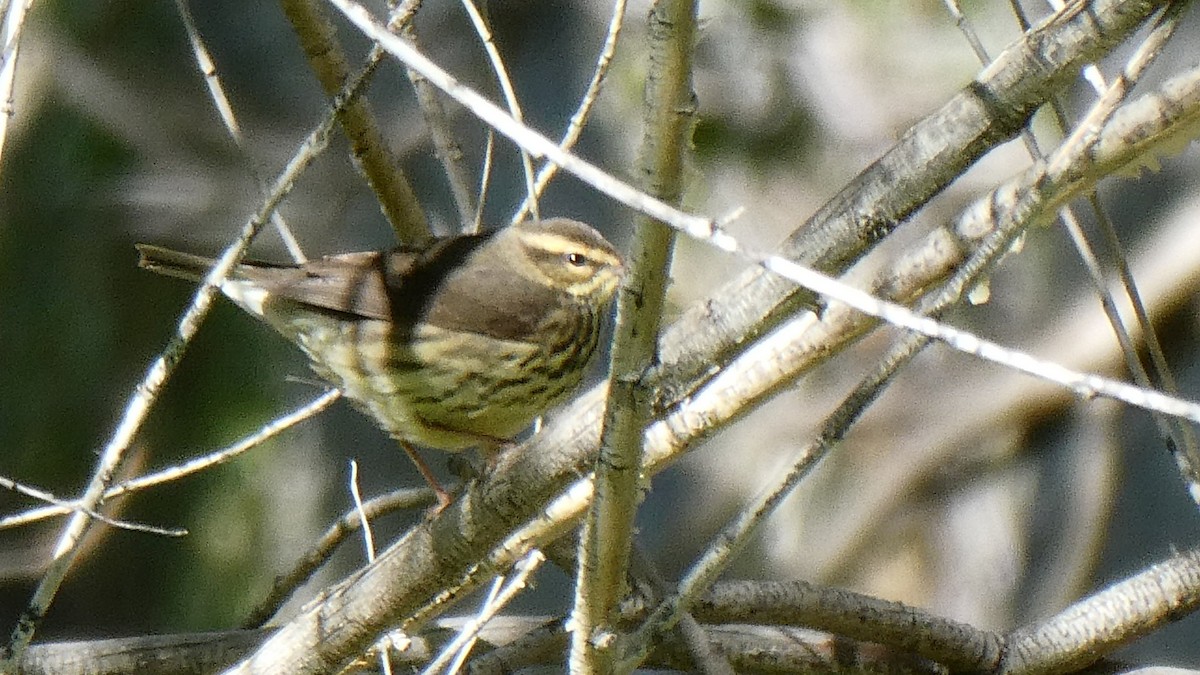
137;218;624;504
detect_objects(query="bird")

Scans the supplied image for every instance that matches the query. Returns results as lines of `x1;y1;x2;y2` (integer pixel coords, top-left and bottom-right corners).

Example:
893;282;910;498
137;218;624;507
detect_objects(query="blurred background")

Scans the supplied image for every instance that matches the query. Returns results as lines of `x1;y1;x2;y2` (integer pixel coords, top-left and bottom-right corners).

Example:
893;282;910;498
1;0;1199;668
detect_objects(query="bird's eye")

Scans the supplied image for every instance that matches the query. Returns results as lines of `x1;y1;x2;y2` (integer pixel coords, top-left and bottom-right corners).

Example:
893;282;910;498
565;252;588;267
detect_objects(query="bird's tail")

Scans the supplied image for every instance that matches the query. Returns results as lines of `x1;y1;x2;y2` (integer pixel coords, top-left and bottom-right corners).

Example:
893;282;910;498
135;244;217;283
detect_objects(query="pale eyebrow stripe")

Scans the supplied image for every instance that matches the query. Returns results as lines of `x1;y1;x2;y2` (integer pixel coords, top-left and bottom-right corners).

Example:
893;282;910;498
520;232;621;266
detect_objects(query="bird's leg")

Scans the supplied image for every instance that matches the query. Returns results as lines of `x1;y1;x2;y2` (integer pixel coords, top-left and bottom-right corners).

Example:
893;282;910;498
399;441;452;511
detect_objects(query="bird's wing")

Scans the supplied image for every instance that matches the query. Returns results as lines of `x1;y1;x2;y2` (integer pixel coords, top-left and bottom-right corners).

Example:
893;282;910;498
242;250;414;321
417;257;559;342
241;234;557;340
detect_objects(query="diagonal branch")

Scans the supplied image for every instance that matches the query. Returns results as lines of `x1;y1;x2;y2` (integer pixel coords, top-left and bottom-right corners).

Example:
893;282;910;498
279;0;431;244
646;0;1171;410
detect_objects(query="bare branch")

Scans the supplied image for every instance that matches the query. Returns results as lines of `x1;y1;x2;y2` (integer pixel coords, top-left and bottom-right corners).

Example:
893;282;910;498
572;0;695;669
279;0;431;244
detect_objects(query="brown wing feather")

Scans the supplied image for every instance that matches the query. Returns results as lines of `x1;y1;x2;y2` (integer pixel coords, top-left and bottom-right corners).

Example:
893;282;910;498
385;235;558;341
236;231;561;341
241;251;409;321
420;261;560;342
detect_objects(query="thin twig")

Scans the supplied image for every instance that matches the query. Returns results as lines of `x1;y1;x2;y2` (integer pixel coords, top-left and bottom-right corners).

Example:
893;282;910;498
350;462;380;564
458;0;539;220
0;390;340;531
241;486;435;629
422;551;545;675
947;0;1195;567
471;129;495;234
441;576;501;675
328;0;717;241
403;15;479;229
350;461;395;675
1047;1;1200;504
173;0;307;262
0;475;186;537
510;0;629;224
115;390;341;499
629;547;734;675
